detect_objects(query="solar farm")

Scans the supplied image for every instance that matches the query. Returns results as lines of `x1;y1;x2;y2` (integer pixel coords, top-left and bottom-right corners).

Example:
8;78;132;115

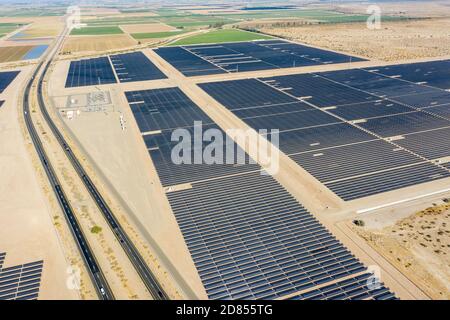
65;51;167;87
199;63;450;201
0;252;43;300
53;31;450;301
0;71;20;93
154;39;365;76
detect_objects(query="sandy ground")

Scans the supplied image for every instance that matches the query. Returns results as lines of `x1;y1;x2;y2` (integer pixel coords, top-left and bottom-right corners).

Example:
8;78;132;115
352;199;450;299
0;65;81;300
61;35;138;55
119;23;177;34
48;59;200;299
257;18;450;61
325;0;450;18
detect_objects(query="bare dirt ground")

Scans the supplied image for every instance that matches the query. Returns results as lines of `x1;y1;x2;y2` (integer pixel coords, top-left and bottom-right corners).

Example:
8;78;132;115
258;18;450;61
8;17;64;39
0;46;33;63
0;65;82;300
325;0;450;18
61;35;138;54
352;200;450;299
119;23;176;34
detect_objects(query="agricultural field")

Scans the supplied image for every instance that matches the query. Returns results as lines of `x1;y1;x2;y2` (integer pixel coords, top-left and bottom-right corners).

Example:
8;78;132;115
0;45;33;62
15;21;64;39
62;35;137;54
169;28;272;46
70;26;124;36
0;23;24;38
131;31;186;40
119;23;176;34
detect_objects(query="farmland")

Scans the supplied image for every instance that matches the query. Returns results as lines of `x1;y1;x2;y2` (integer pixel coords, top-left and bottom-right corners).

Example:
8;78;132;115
0;46;33;62
70;26;124;36
169;29;272;46
131;31;186;40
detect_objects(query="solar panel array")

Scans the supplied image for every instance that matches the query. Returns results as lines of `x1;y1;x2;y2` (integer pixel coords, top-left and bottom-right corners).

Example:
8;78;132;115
65;57;117;88
199;60;450;201
154;39;365;77
65;52;167;88
367;59;450;90
0;71;20;93
125;87;395;300
0;252;43;300
289;273;396;300
110;52;167;82
125;87;259;187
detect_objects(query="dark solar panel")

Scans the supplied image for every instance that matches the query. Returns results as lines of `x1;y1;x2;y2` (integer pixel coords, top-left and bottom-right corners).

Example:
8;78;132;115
199;66;450;202
0;253;43;301
167;171;371;300
289;272;397;300
396;127;450;160
154;46;226;77
125;87;215;132
319;68;435;98
0;71;20;93
423;104;450;120
155;40;366;77
271;123;377;155
359;111;450;137
325;100;415;121
326;162;450;201
65;57;117;88
390;91;450;109
144;126;259;187
366;59;450;90
126;87;260;186
291;140;423;183
110;51;167;83
260;74;378;107
126;86;395;300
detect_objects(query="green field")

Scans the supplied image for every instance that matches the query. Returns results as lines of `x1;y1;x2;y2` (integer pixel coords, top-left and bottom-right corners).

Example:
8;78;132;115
170;29;273;46
0;23;25;37
82;16;158;27
131;31;186;40
215;9;406;24
70;26;124;36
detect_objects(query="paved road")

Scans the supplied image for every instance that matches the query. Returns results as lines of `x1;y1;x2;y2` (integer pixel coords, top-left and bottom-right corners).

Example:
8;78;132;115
37;27;169;300
23;26;114;300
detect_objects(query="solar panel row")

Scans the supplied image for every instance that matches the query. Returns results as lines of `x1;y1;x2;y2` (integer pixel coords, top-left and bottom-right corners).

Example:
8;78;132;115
366;59;450;90
125;87;395;300
167;171;369;300
0;253;43;301
110;51;167;83
289;272;396;300
65;57;117;88
0;71;20;93
125;88;258;187
154;40;365;77
65;52;167;88
199;62;450;201
154;46;225;77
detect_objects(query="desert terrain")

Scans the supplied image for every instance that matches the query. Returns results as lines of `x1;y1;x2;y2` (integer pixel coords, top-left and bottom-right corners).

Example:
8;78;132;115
257;18;450;61
353;200;450;299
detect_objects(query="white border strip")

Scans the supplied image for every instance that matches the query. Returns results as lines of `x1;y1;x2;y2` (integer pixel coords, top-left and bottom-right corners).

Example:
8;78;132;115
357;187;450;214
